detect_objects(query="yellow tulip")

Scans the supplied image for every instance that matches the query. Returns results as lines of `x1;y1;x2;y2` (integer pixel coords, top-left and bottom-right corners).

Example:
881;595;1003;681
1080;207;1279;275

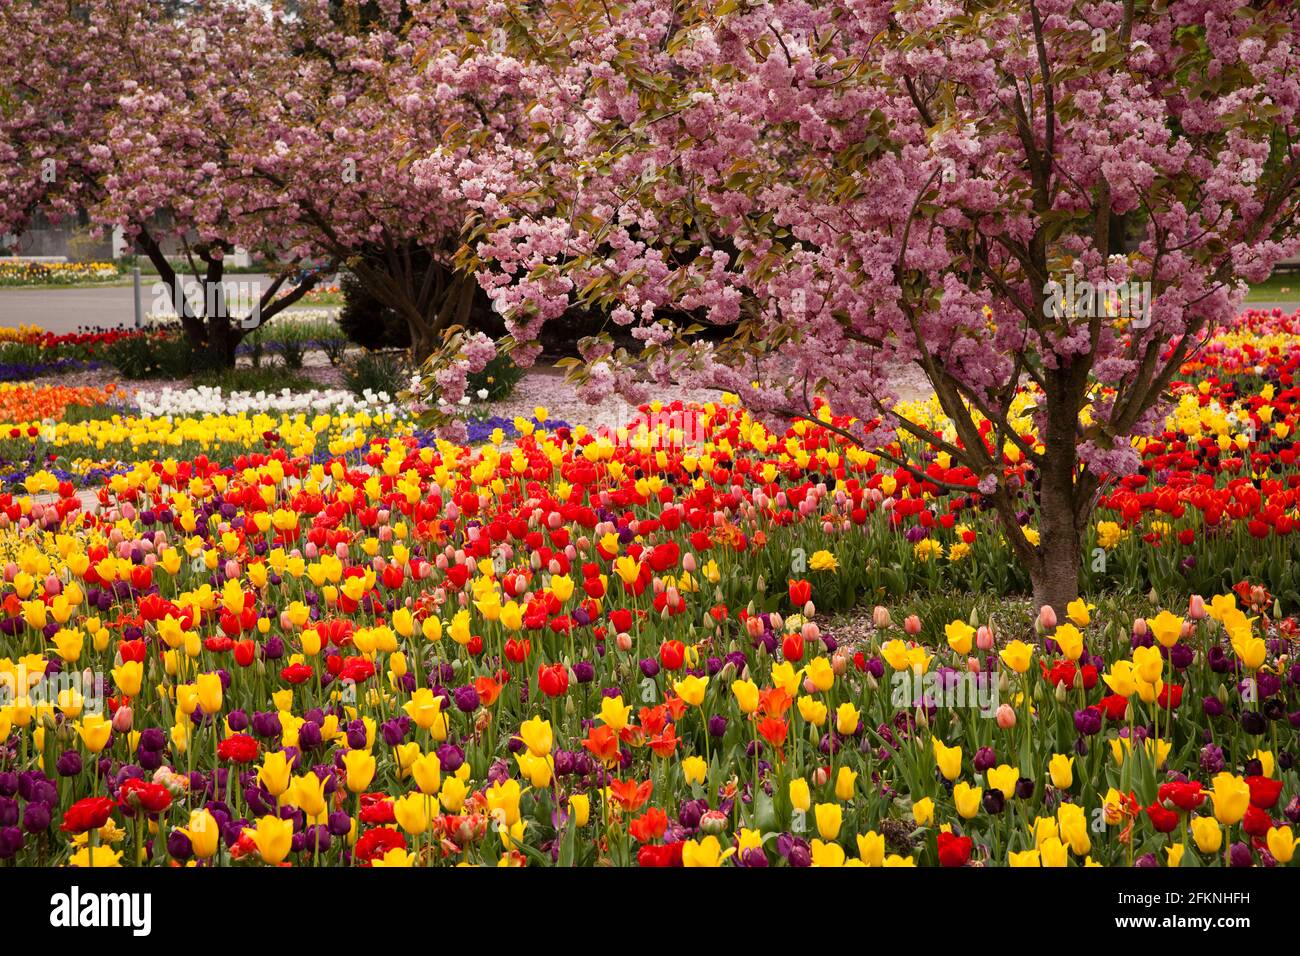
932;739;963;782
393;792;432;835
74;715;113;754
672;674;708;707
412;752;442;796
258;751;292;797
1052;624;1084;661
835;702;860;736
195;672;224;714
251;816;294;865
797;696;827;726
731;679;760;715
486;778;523;827
111;661;143;698
342;749;375;793
439;776;468;812
1191;817;1222;854
1048;754;1074;789
518;716;554;757
810;840;846;867
1146;610;1184;648
834;766;858;802
179;808;220;859
569;793;590;827
372;847;416;867
1132;645;1163;683
999;640;1033;673
1058;803;1091;856
598;695;632;732
806;656;834;691
1040;837;1069;868
682;835;735;867
945;620;975;655
986;764;1018;798
290;774;329;817
912;798;934;826
1266;826;1295;864
403;688;444;730
856;831;885;866
789;777;811;812
1066;598;1093;627
682;756;708;786
954;782;983;819
814;803;842;840
1210;773;1251;825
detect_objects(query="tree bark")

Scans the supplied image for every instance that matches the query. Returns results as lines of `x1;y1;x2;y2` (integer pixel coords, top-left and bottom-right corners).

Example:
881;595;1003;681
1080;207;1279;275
1031;376;1085;615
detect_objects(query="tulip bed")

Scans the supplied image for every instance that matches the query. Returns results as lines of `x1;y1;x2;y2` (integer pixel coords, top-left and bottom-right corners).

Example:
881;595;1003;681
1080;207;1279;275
0;261;121;286
0;311;1297;867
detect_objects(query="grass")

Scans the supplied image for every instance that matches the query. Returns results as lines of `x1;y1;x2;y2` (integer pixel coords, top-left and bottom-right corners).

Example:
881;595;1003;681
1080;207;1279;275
1245;273;1300;302
821;586;1156;652
190;366;318;392
62;403;130;424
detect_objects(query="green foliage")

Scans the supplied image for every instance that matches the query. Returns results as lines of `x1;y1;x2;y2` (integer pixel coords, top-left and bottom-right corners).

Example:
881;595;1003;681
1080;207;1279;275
103;330;219;379
337;271;411;350
467;352;524;401
343;350;408;398
190;365;317;392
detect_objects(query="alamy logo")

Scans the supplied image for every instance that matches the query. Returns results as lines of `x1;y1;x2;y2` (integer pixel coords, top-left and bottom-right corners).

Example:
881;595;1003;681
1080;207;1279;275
151;276;263;328
1043;274;1151;328
891;669;999;718
49;887;152;936
0;666;103;716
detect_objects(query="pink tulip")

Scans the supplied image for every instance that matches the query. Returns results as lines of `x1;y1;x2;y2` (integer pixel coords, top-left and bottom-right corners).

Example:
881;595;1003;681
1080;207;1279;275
112;706;133;734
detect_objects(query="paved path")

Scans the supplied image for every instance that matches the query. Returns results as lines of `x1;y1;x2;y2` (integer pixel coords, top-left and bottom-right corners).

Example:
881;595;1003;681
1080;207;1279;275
5;281;1293;337
0;274;310;334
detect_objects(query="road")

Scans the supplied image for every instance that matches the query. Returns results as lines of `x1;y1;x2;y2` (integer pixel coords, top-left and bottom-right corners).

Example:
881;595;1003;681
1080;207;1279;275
0;274;305;334
1;281;1295;336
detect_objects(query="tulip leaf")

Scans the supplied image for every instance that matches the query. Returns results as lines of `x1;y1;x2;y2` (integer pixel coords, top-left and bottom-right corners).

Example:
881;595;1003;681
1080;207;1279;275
754;788;778;832
558;820;578;868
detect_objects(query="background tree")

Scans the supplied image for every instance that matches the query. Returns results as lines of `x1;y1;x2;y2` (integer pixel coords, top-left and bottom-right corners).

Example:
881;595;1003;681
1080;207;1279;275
204;0;539;362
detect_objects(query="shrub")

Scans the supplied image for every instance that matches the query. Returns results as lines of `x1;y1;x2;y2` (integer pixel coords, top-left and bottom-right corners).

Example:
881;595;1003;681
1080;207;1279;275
468;352;525;402
343;350;408;399
337;271;411;351
104;327;233;380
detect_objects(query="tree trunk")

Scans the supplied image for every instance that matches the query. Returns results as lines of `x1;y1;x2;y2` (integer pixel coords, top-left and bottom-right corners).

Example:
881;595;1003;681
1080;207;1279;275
1031;380;1085;615
203;317;242;369
1031;521;1081;618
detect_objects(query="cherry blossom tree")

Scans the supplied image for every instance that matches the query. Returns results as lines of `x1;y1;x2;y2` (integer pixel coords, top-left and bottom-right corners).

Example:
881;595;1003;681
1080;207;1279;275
210;0;541;362
0;0;137;244
432;0;1300;613
2;0;335;364
92;0;333;364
